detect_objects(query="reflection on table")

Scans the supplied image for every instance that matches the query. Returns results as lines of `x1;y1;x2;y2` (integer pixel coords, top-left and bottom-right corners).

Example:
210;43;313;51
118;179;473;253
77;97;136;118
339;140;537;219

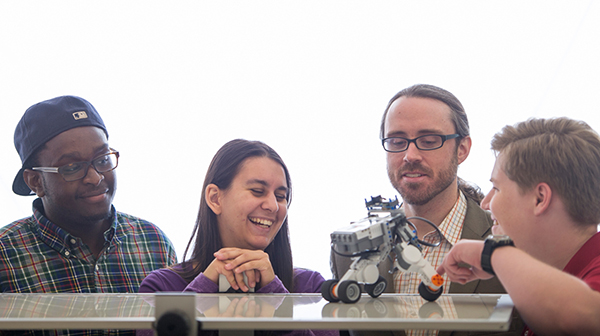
0;293;513;332
320;294;498;320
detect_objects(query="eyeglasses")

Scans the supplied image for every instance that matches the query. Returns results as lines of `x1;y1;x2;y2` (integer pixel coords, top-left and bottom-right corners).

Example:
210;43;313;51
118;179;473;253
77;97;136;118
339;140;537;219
32;150;120;182
382;134;460;153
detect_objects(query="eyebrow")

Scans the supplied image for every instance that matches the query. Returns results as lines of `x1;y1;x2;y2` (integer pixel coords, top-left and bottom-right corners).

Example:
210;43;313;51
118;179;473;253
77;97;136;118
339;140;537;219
385;129;447;137
55;144;111;164
247;179;289;193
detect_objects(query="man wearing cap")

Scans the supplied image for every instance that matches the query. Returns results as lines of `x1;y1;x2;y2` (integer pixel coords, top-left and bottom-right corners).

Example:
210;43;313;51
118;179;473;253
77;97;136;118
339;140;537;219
2;95;177;297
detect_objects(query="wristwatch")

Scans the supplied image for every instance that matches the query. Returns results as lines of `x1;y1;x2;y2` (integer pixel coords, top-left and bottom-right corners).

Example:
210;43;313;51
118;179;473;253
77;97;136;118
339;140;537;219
481;235;514;275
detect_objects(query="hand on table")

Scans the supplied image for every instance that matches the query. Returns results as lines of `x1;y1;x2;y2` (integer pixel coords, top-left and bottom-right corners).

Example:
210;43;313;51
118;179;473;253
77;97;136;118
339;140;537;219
204;247;275;292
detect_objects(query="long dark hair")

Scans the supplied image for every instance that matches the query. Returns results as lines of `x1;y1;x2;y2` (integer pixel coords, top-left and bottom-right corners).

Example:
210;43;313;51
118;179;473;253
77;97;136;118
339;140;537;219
176;139;294;291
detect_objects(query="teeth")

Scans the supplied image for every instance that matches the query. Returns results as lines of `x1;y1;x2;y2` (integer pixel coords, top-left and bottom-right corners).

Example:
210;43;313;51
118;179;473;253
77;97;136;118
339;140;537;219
250;217;273;227
405;174;422;177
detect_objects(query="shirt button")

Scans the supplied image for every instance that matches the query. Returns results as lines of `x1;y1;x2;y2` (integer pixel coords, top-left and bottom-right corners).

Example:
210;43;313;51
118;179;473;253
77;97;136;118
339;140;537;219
95;264;99;271
64;251;70;257
70;238;77;245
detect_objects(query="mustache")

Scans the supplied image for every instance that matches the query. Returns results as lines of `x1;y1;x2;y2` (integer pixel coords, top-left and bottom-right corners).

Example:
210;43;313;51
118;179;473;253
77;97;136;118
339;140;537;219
397;162;433;176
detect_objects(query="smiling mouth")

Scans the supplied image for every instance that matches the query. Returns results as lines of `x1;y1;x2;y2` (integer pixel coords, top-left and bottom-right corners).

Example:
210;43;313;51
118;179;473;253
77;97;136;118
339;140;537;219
249;217;273;227
79;189;109;199
403;173;424;178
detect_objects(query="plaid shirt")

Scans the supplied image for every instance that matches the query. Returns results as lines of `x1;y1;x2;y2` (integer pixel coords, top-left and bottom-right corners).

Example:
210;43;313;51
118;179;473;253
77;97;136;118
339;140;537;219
394;191;467;336
0;198;177;335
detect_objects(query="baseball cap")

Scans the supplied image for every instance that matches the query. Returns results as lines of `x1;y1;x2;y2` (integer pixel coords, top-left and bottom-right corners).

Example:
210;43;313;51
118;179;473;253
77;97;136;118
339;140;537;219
12;95;109;196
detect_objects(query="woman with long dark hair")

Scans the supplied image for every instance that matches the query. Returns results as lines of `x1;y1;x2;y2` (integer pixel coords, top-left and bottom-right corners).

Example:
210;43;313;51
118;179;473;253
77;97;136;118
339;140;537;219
139;139;336;336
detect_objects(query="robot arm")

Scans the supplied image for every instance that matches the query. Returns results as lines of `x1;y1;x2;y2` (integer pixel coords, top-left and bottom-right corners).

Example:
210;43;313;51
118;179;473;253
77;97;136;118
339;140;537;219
393;241;444;301
322;196;444;304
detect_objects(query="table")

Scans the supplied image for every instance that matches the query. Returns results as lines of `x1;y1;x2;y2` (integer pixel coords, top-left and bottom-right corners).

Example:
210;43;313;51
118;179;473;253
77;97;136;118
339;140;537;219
0;293;514;334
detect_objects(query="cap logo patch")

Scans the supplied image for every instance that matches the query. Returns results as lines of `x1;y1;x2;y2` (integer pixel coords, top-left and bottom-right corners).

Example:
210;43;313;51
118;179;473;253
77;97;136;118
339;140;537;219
73;111;88;120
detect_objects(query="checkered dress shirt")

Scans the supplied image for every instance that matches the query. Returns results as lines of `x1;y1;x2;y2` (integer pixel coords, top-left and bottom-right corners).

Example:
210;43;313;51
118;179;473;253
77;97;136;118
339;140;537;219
394;191;467;336
0;198;177;335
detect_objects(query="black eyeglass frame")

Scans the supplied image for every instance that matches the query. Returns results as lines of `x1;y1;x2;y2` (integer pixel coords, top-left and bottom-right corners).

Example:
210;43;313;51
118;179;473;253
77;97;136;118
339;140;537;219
31;150;120;182
381;134;460;153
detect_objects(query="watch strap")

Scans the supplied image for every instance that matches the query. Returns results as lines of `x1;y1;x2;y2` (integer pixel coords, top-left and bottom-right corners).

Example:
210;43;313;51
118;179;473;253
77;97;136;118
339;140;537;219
481;235;514;275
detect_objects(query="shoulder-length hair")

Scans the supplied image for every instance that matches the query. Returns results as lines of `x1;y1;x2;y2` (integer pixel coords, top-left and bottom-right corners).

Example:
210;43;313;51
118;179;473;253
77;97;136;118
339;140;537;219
176;139;294;291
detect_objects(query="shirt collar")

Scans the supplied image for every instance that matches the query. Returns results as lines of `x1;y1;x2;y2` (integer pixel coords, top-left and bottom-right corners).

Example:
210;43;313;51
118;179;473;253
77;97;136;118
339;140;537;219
400;190;468;247
30;198;117;252
563;231;600;275
425;190;467;247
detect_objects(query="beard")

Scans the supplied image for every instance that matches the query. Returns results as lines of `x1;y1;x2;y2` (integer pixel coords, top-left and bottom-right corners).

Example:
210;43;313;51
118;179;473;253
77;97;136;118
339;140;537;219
388;154;458;206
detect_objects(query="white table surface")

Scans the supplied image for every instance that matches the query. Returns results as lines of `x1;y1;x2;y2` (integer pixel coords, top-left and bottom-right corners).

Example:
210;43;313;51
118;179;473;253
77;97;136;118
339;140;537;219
0;293;514;332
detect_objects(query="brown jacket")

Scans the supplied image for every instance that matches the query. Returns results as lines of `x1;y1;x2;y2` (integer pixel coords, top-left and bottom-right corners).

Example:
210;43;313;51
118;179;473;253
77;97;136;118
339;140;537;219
329;196;523;336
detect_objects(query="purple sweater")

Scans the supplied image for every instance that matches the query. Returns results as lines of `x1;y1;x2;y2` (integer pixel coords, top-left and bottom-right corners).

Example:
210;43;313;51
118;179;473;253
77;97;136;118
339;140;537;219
138;266;338;336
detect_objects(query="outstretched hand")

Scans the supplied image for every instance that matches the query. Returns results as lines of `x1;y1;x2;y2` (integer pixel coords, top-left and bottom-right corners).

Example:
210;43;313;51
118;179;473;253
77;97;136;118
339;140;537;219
204;248;275;292
437;240;495;284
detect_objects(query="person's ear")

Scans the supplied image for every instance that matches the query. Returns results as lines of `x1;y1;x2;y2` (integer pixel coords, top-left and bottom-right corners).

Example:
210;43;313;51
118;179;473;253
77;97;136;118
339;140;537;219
205;183;223;215
23;169;45;197
456;135;471;165
532;182;552;216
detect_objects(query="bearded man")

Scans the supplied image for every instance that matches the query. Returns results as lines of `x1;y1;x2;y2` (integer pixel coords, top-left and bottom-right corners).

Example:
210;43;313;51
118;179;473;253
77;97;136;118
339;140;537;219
331;84;522;336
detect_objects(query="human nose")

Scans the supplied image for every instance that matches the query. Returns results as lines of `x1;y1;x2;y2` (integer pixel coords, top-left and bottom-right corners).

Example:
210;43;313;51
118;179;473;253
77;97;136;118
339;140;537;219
82;164;104;186
481;188;493;210
403;141;423;162
261;193;280;213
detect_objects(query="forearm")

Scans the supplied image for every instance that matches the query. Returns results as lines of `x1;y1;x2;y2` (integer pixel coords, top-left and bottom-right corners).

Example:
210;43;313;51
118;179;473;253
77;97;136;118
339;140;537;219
257;275;289;294
184;272;219;293
492;247;600;335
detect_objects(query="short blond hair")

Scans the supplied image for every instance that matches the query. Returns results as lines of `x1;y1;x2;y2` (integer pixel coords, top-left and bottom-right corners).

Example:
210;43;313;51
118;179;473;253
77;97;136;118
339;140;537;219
492;117;600;225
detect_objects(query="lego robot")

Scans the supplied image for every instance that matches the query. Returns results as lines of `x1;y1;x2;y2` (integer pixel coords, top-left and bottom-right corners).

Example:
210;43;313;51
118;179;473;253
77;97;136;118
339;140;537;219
321;196;445;304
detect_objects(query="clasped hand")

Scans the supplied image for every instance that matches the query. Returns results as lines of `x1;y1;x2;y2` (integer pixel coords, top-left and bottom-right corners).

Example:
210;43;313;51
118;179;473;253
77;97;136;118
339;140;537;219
204;248;276;292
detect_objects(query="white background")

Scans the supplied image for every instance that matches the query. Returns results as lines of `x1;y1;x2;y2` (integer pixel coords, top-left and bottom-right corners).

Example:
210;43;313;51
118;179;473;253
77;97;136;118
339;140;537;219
1;1;599;279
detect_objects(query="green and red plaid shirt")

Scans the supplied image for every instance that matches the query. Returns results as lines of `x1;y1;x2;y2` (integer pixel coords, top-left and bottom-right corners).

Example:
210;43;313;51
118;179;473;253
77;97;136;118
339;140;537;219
0;198;177;335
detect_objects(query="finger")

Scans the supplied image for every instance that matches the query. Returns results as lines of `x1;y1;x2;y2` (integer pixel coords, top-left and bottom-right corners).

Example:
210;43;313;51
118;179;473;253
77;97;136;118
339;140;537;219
233;258;271;274
235;271;249;292
206;259;239;290
236;261;276;288
222;298;239;317
214;248;244;261
225;250;267;270
245;299;257;317
223;254;253;271
224;271;240;291
255;270;261;285
244;269;257;288
450;266;475;277
442;266;472;282
234;297;248;317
